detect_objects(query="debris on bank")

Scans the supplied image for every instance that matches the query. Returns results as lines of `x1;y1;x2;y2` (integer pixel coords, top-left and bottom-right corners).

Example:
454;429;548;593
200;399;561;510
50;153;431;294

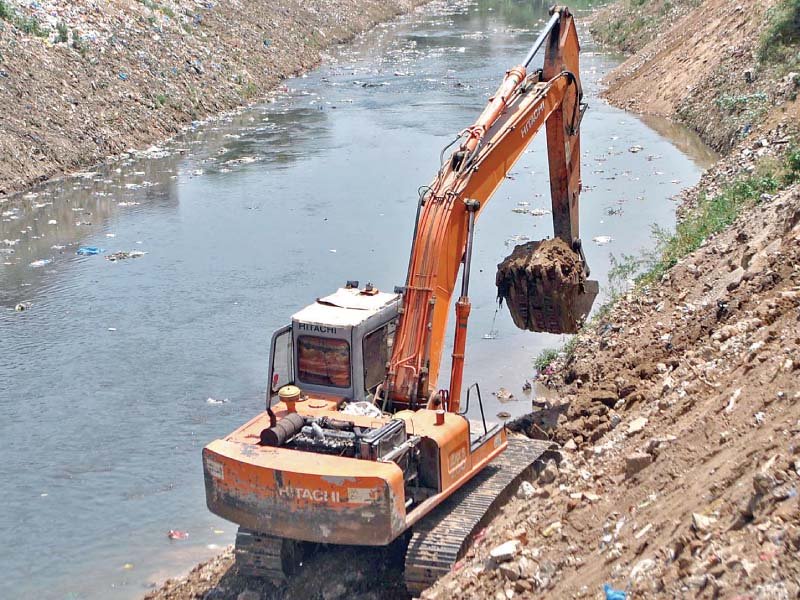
0;0;428;197
424;128;800;599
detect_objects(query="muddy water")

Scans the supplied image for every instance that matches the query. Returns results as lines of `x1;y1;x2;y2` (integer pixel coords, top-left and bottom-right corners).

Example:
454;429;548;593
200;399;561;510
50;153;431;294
0;1;715;598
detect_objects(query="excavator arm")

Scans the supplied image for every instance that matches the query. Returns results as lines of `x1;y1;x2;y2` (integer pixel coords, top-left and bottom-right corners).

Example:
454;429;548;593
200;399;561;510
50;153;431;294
382;7;594;412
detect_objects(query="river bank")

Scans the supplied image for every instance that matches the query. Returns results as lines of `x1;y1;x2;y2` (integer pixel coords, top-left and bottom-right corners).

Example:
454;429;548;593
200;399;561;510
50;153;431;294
0;0;427;197
422;0;800;598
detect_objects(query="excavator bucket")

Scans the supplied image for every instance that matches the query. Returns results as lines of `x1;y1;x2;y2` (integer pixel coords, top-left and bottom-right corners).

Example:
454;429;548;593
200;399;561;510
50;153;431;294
496;238;598;334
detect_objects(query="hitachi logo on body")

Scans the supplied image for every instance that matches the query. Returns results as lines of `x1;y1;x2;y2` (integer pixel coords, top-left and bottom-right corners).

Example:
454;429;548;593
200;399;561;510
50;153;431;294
298;322;338;334
521;102;545;138
277;486;341;503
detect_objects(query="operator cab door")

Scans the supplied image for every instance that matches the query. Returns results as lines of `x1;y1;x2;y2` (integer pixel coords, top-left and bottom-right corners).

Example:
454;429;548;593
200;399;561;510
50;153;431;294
267;325;293;403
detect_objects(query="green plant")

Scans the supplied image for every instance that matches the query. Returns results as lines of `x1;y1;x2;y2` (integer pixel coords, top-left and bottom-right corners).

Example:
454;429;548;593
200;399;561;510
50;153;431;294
784;145;800;184
241;81;258;99
758;0;800;66
56;21;68;43
0;2;50;38
71;30;87;56
534;348;560;373
0;1;12;21
155;93;168;107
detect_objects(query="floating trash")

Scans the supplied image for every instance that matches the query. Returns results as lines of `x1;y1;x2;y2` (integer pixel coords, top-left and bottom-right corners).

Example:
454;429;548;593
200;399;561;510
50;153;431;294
167;530;189;540
106;250;146;262
77;246;105;256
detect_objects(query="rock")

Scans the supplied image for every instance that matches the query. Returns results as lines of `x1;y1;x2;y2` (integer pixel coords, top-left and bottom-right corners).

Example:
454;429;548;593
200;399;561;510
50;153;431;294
490;540;521;563
237;591;260;600
630;557;656;582
516;481;536;499
691;513;717;532
625;452;653;478
563;439;577;452
627;417;648;435
591;389;618;408
538;460;558;485
498;563;520;581
645;435;677;456
540;521;562;538
322;584;348;600
514;579;532;592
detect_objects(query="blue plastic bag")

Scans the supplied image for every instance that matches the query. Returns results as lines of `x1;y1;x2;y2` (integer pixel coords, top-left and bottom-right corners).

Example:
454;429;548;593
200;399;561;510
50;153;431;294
76;246;104;256
604;584;627;600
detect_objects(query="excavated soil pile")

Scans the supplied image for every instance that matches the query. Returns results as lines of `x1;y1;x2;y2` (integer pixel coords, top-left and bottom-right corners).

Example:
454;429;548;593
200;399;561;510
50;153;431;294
496;238;588;334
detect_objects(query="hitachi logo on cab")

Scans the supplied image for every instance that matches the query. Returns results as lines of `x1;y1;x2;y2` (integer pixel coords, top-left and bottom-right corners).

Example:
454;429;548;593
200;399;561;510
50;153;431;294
298;322;338;334
277;486;341;503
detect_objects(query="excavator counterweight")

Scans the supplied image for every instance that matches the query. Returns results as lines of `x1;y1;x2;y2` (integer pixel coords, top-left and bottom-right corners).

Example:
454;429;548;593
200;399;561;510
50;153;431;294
202;7;591;595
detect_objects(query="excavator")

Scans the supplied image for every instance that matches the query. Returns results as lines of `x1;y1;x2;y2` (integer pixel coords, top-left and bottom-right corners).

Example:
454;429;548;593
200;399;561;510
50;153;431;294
203;6;597;594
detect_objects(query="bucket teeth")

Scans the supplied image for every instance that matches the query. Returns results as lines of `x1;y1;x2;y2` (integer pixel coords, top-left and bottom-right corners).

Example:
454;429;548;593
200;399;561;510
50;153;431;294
496;238;598;333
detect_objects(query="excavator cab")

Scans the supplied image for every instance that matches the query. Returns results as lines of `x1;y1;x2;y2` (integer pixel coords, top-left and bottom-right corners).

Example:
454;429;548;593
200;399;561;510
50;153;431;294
268;284;400;406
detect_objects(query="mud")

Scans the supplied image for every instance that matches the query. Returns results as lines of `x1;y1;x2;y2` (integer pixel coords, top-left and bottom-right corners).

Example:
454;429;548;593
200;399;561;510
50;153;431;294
496;238;593;334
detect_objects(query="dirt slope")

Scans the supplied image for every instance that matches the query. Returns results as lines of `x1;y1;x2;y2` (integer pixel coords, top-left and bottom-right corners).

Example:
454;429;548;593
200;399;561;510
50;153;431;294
593;0;799;152
0;0;426;197
424;129;800;599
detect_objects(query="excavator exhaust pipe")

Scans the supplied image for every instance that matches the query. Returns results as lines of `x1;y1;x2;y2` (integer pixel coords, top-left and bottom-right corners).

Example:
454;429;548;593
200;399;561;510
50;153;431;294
496;238;598;334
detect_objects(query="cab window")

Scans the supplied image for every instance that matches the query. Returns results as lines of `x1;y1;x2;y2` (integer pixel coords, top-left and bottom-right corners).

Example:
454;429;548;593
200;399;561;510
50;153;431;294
363;320;396;393
297;336;351;388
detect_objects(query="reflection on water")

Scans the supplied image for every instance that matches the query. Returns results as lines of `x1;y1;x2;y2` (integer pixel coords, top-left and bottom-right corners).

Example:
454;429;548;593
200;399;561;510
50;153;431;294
0;1;712;599
639;113;720;169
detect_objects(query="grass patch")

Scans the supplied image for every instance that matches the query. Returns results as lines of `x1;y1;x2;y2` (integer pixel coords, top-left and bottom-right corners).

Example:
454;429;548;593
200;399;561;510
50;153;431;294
607;149;799;293
758;0;800;71
56;21;68;43
534;348;560;373
241;81;259;99
534;336;580;374
0;1;49;38
590;0;701;52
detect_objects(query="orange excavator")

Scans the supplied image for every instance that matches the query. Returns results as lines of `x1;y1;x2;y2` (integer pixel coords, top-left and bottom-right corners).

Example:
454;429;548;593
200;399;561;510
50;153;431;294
203;7;596;594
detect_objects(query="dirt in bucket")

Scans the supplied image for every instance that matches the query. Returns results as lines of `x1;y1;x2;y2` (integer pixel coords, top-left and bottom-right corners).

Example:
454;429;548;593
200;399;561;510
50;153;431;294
496;238;596;334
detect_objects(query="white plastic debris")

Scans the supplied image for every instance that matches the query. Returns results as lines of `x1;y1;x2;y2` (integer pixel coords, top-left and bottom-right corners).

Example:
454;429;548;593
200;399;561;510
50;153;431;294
341;401;382;418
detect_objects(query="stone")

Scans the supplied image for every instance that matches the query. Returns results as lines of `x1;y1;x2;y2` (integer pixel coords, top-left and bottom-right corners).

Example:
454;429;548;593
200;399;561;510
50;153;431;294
627;417;648;435
691;513;717;532
516;481;535;500
498;563;520;581
563;439;577;452
538;460;558;485
625;452;654;478
514;579;532;592
630;558;656;582
490;540;521;563
237;591;260;600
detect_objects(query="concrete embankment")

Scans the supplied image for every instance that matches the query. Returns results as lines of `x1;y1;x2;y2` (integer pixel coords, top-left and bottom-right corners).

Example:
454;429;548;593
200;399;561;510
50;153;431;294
0;0;426;197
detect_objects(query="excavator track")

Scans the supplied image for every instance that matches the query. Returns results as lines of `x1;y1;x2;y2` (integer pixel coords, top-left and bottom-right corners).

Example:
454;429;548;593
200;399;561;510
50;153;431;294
404;436;557;595
234;527;301;583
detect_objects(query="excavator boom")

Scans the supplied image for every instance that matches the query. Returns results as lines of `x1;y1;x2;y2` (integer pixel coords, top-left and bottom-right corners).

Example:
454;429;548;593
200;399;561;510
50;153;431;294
384;6;596;411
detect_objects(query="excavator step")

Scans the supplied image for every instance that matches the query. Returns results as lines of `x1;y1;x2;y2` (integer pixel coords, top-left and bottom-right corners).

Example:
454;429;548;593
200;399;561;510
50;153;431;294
234;528;302;583
404;436;557;595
